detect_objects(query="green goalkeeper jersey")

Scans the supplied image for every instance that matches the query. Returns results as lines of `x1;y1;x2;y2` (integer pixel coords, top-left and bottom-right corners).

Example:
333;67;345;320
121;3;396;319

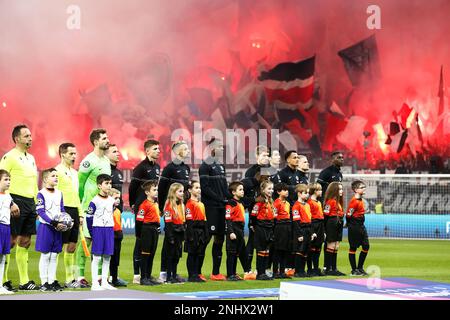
78;151;111;214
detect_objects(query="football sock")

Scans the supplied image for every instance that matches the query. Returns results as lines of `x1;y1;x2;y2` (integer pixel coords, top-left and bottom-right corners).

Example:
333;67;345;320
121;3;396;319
64;251;75;283
16;246;30;285
91;255;101;284
101;255;111;285
48;253;58;284
4;253;10;282
0;255;5;285
349;250;357;270
212;241;223;275
140;254;149;279
39;253;50;284
358;250;368;269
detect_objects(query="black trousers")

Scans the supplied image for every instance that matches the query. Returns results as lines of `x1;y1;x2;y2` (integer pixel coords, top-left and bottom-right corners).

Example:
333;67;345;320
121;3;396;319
109;238;122;281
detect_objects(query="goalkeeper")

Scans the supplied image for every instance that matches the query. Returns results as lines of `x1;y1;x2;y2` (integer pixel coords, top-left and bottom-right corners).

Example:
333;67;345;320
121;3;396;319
35;168;67;292
75;129;111;287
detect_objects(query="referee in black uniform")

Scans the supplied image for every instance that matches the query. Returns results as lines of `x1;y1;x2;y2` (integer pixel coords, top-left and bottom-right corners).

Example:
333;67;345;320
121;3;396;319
128;139;161;283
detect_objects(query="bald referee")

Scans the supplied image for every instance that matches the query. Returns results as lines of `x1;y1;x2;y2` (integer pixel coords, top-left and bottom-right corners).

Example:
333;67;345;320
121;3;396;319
0;124;38;291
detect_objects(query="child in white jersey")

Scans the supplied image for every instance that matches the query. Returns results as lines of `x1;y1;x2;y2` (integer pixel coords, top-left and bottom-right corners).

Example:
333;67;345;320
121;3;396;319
86;174;117;291
35;168;67;292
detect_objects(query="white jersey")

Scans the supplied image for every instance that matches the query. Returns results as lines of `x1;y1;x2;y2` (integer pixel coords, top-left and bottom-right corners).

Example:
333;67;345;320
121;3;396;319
36;188;65;225
0;193;13;225
87;195;115;227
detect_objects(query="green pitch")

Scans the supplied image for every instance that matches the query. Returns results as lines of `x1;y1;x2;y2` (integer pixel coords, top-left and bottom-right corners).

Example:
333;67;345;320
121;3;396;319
5;236;450;295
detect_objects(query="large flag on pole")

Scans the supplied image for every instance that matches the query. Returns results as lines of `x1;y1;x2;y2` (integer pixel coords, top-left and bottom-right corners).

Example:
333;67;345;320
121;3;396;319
338;35;381;87
258;56;315;109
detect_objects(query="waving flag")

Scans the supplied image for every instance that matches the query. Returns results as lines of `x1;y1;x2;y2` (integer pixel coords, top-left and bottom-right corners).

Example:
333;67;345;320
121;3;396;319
258;56;315;109
338;35;381;87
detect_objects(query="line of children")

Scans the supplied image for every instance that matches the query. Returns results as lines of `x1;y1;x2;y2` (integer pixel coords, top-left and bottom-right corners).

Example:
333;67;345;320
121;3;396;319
0;172;371;291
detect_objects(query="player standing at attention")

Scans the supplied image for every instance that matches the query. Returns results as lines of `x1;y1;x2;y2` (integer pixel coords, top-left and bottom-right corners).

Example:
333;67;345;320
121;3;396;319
0;124;38;291
251;180;275;281
346;180;370;276
36;168;66;291
76;129;111;288
129;139;160;284
225;181;246;281
0;170;16;295
162;183;186;284
242;145;270;279
158;141;190;283
55;143;82;289
307;183;325;276
272;183;292;279
323;182;346;276
185;181;208;282
136;180;161;286
199;138;230;281
86;174;117;291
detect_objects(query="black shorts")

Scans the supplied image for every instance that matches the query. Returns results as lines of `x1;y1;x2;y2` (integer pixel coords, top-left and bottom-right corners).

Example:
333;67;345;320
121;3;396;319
326;216;343;242
348;223;370;249
10;194;37;236
141;224;160;255
293;224;311;254
164;231;184;260
185;227;208;254
62;207;80;244
273;221;291;251
310;219;325;248
226;223;245;254
205;205;225;235
254;223;273;252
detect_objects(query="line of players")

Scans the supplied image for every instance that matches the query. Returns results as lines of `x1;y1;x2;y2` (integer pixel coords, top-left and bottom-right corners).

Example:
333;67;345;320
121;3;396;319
0;125;370;294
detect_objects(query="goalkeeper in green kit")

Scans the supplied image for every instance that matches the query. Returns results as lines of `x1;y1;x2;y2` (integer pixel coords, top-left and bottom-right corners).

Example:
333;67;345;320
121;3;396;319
75;129;111;287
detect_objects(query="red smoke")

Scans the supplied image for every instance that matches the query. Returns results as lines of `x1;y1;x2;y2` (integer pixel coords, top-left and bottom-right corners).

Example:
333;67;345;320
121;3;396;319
1;0;449;169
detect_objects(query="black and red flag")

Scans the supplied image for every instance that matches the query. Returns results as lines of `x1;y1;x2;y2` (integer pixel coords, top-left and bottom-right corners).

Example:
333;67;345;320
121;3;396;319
338;35;381;87
258;55;315;109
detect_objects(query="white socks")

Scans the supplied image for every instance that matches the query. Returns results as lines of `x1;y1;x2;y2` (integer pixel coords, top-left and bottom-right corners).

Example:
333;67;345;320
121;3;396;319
101;255;111;285
0;255;5;285
91;255;101;285
39;252;59;285
39;253;51;284
48;253;58;284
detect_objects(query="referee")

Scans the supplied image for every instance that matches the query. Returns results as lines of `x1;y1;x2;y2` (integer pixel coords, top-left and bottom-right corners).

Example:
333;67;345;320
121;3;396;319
0;125;38;291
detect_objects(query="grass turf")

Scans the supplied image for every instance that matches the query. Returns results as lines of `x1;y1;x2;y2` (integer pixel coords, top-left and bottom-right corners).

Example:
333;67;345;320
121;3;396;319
4;235;450;295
